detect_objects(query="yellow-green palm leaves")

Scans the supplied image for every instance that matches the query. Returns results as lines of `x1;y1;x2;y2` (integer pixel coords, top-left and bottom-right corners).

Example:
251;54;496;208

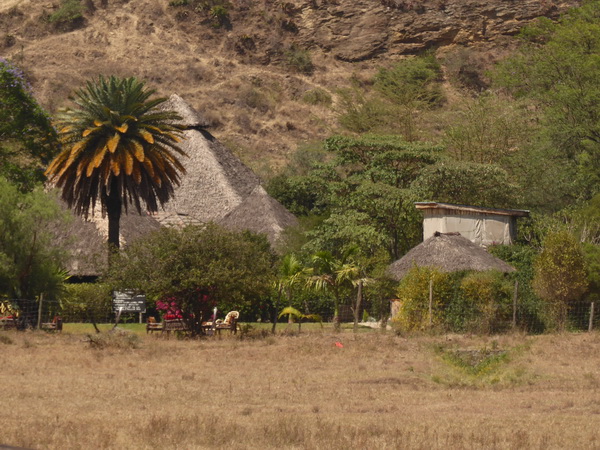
45;76;186;248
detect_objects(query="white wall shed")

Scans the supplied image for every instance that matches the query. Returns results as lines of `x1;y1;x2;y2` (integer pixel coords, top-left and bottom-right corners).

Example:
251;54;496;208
415;202;529;247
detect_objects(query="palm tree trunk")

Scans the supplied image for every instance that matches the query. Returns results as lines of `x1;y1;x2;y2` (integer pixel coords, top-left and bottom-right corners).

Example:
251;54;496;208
271;287;283;334
353;280;363;333
104;180;122;250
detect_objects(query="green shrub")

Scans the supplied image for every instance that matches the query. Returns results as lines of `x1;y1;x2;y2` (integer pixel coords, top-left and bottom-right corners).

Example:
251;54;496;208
210;4;229;26
392;267;453;333
489;245;547;333
48;0;84;30
285;45;314;75
302;88;332;106
60;283;112;323
456;271;513;333
336;87;388;133
374;53;443;107
533;231;589;330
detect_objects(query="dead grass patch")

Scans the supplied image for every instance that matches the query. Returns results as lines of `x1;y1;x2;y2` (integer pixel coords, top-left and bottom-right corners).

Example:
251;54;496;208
1;330;599;448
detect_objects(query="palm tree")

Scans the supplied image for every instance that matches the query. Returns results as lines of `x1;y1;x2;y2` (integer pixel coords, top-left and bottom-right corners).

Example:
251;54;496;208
308;247;371;331
307;250;346;331
272;254;309;333
45;75;185;249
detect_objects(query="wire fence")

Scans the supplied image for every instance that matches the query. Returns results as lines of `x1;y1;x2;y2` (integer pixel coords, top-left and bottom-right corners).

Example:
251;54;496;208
1;297;598;334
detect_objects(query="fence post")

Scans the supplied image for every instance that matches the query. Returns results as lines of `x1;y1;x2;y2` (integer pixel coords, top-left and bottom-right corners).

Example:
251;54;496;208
512;280;518;329
37;294;44;330
589;302;595;332
428;278;433;328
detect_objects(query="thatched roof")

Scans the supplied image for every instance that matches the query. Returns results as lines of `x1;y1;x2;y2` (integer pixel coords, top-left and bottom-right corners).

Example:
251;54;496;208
162;127;260;222
387;232;515;281
51;200;161;277
160;95;297;244
218;186;298;245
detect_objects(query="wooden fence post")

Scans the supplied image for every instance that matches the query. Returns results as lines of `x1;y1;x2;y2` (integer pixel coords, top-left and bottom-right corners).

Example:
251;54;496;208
428;278;433;328
589;302;595;332
37;293;44;330
512;280;518;329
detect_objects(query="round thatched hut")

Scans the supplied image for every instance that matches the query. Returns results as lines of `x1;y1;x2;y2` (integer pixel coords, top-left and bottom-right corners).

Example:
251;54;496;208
387;232;515;281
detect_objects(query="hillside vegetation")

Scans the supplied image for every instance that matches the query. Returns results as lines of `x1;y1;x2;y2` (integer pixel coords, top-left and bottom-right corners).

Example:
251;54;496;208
0;0;581;171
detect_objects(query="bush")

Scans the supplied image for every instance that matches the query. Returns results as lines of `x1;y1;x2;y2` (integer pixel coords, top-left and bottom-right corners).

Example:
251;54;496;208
533;231;589;330
48;0;85;30
455;271;513;334
392;267;453;333
302;88;332;106
210;4;229;27
60;283;112;323
285;45;314;75
336;87;388;133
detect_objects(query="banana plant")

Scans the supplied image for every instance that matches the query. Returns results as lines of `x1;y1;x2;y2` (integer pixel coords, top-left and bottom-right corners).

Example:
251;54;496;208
278;306;322;332
272;254;311;334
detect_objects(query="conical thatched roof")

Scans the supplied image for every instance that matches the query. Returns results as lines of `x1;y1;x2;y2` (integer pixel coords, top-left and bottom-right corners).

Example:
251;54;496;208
159;95;297;243
387;232;515;281
218;186;298;245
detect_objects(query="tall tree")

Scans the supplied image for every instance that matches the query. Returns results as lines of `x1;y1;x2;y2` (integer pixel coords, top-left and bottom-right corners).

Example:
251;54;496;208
0;177;67;304
45;75;186;249
533;231;588;330
0;59;58;190
495;2;600;200
106;224;275;336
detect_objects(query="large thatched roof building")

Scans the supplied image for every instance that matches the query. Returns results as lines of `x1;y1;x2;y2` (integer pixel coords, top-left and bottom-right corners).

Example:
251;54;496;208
156;94;297;242
56;94;297;277
387;232;515;281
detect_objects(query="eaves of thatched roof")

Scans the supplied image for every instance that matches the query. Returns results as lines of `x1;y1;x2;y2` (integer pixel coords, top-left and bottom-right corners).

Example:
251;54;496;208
387;232;515;281
52;200;161;278
217;185;298;245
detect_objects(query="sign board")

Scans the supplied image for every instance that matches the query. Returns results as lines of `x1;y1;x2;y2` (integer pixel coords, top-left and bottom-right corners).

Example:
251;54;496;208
112;290;146;313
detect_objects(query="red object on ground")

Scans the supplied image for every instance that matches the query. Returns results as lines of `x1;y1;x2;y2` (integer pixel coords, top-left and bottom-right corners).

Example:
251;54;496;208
335;342;344;348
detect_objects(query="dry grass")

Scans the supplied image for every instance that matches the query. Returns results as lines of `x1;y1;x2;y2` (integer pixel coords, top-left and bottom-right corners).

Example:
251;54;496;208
1;329;600;449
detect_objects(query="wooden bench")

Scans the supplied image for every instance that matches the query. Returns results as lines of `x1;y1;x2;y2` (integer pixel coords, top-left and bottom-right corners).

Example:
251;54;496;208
202;311;239;335
146;320;163;334
41;317;63;332
0;317;16;330
162;319;189;334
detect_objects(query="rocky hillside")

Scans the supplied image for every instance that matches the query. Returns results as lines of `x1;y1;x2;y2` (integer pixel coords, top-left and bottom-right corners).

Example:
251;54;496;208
0;0;581;174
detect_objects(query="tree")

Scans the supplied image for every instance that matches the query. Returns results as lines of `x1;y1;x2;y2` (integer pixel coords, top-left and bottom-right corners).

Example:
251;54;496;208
495;2;600;200
533;231;589;330
0;59;58;190
271;254;311;333
306;248;365;331
106;224;276;336
45;75;186;249
0;177;68;323
412;160;522;209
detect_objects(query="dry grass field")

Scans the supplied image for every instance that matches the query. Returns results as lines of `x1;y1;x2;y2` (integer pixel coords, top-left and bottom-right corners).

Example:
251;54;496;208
1;327;600;449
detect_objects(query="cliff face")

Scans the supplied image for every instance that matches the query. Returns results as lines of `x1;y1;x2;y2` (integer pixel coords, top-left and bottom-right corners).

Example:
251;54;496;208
0;0;581;170
300;0;573;61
